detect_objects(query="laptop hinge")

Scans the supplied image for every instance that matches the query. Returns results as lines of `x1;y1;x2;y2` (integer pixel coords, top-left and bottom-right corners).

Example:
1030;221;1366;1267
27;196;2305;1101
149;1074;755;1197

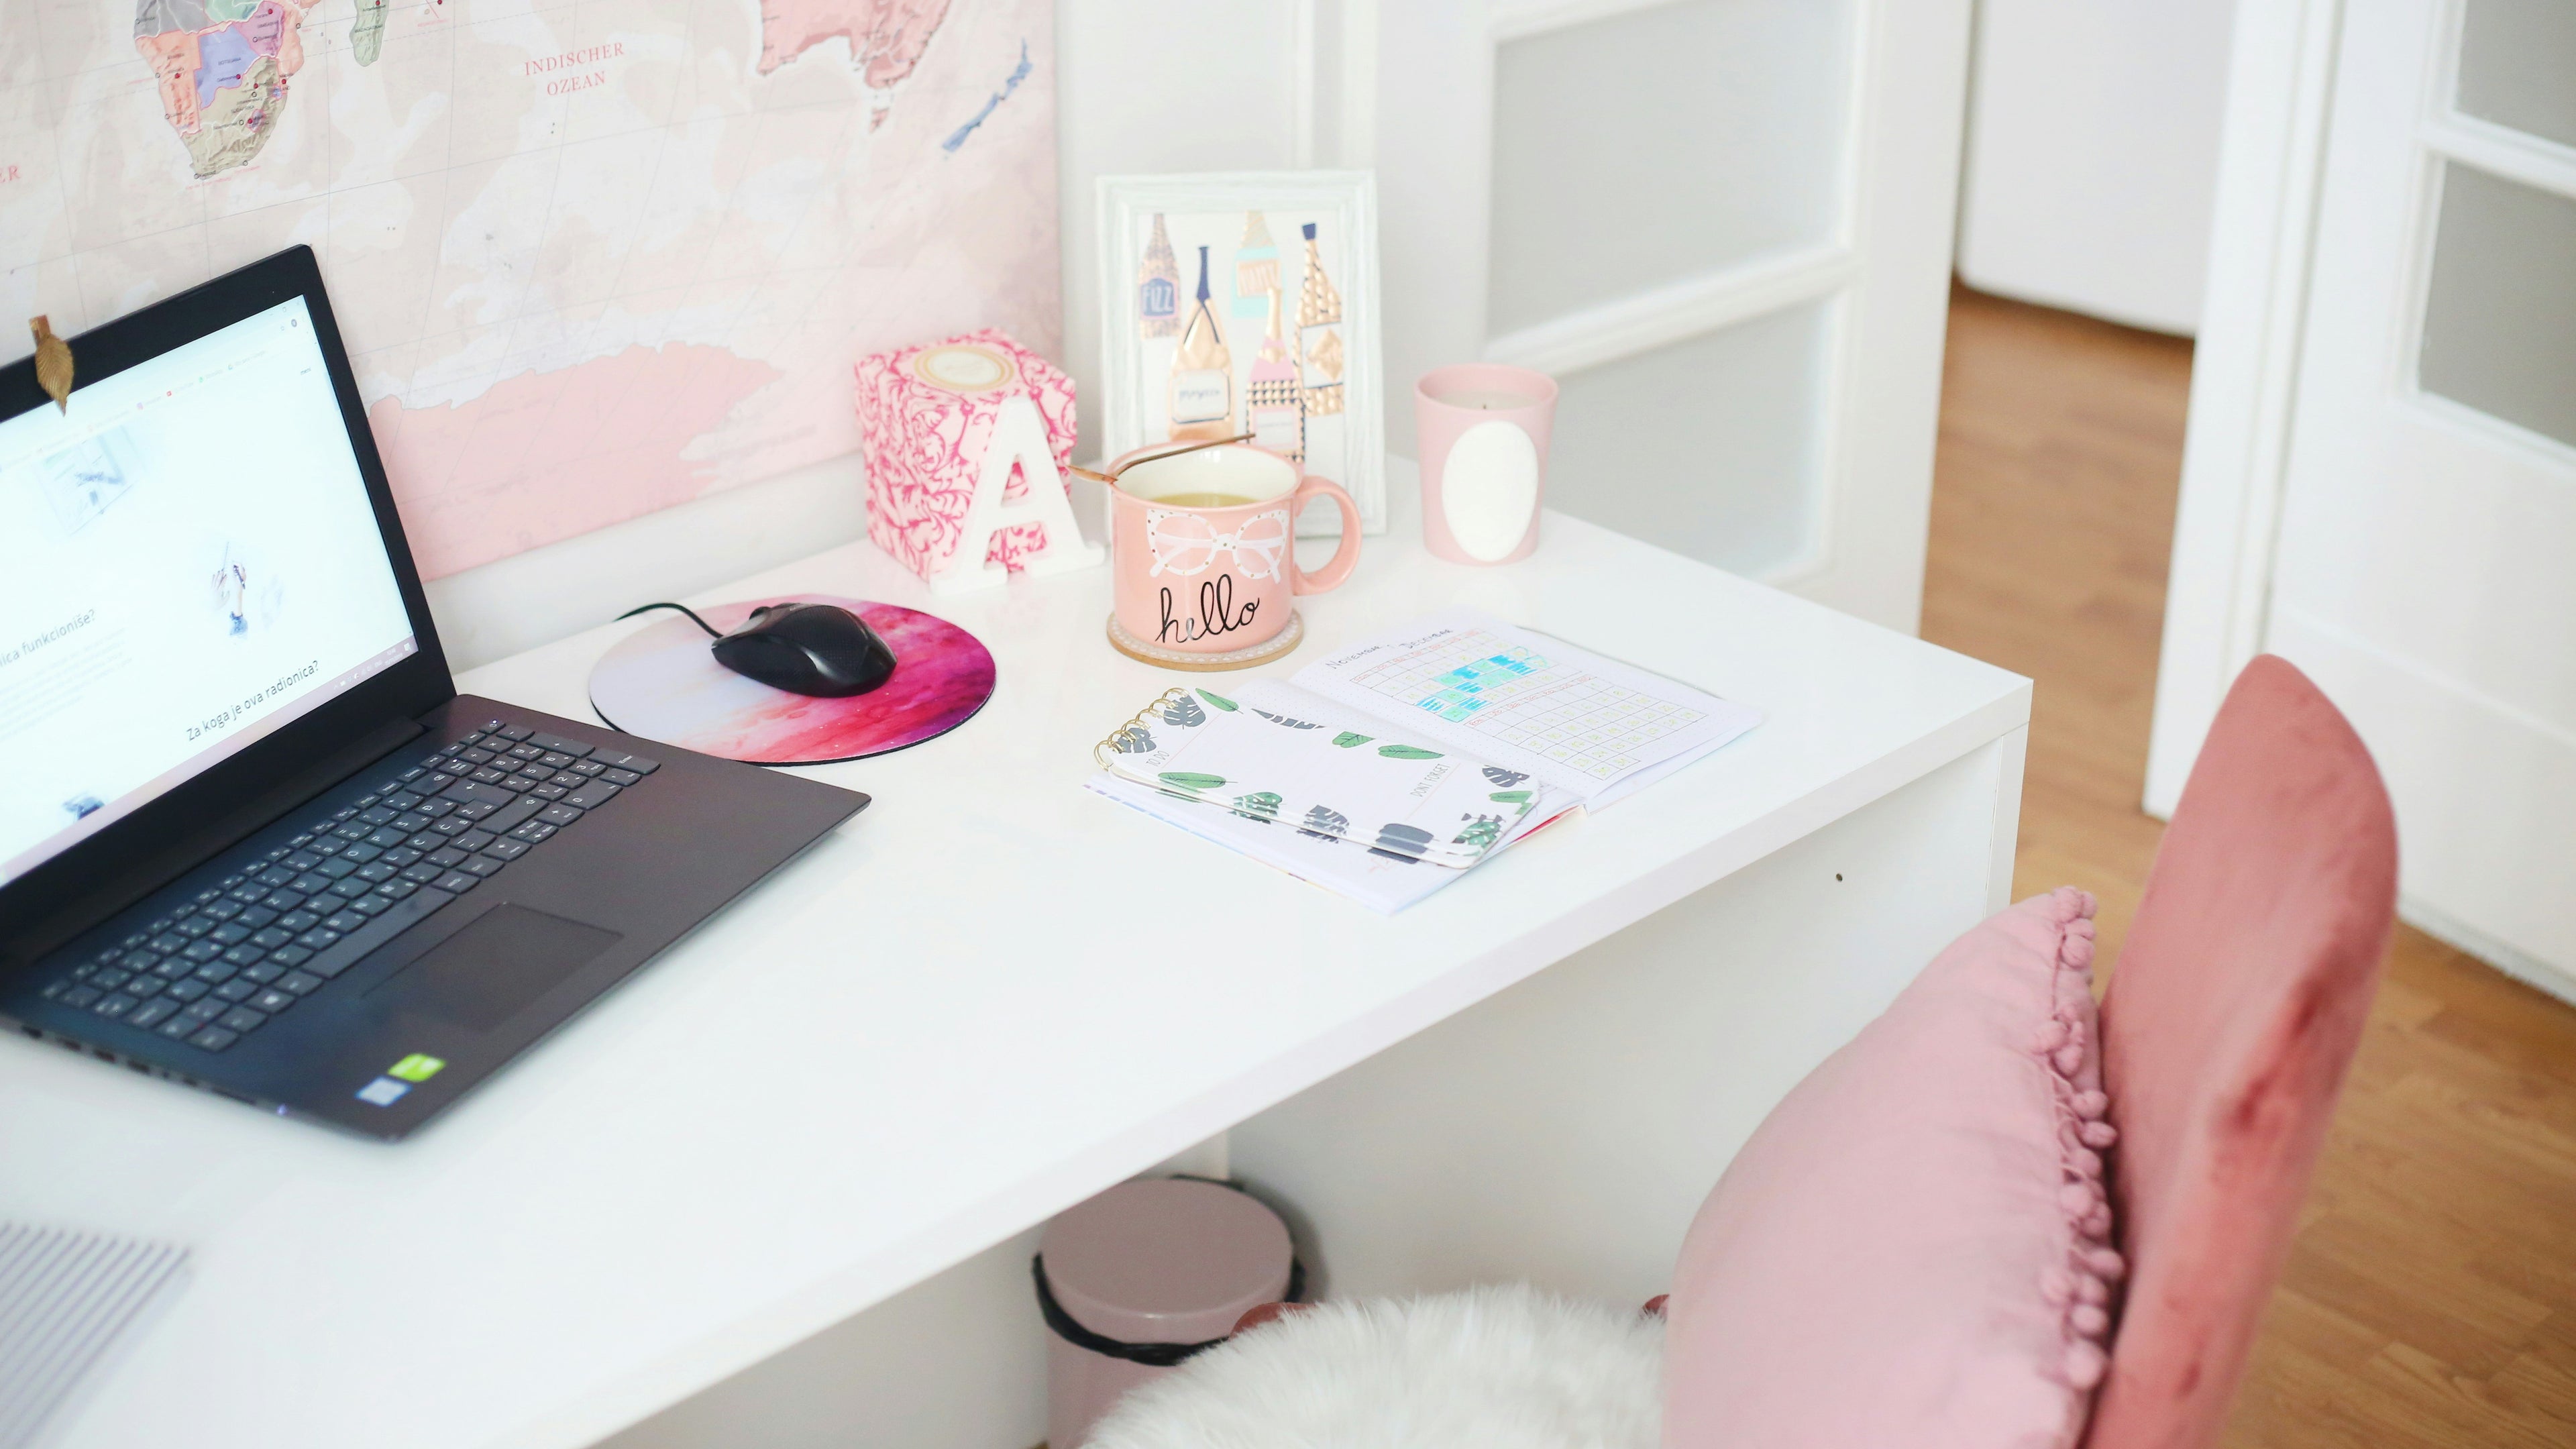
10;717;425;968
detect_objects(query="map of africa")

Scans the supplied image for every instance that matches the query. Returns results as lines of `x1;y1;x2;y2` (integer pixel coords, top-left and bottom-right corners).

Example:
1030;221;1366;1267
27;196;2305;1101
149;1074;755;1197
3;0;1057;578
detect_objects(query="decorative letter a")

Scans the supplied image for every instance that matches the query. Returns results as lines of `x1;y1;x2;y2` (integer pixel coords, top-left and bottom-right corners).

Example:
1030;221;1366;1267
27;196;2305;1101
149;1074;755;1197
929;393;1104;595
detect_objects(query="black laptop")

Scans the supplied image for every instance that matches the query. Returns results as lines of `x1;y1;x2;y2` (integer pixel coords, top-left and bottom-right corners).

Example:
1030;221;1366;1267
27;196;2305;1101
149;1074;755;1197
0;247;867;1138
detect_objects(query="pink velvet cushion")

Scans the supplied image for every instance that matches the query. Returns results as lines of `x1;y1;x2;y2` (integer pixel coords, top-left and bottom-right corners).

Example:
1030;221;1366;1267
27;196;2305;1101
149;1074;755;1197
1663;888;2121;1449
2085;656;2396;1449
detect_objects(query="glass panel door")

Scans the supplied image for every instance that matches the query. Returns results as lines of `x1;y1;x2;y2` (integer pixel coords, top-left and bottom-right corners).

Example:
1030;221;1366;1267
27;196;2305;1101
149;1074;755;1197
1482;0;1857;582
2418;162;2576;449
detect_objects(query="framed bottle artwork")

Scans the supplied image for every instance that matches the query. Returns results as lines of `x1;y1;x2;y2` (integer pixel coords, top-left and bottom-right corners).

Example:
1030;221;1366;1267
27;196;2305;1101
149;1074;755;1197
1096;172;1386;534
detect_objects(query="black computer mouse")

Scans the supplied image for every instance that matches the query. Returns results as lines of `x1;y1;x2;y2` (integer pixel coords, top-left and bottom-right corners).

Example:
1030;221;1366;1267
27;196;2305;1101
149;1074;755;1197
709;602;898;697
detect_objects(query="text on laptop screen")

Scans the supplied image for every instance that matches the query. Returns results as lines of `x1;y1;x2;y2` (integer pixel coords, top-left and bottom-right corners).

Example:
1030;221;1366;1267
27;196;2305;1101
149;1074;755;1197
0;297;417;885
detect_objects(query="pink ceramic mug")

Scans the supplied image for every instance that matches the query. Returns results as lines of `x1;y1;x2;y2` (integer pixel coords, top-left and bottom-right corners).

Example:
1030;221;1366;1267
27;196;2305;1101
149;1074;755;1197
1106;443;1361;659
1415;362;1556;566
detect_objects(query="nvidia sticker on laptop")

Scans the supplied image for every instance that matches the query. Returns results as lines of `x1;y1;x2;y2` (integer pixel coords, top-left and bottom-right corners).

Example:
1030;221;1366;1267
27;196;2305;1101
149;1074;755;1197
357;1054;445;1106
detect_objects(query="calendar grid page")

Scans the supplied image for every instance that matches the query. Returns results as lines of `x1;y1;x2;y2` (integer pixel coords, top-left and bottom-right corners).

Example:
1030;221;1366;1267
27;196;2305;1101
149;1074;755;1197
1340;632;1709;781
1294;608;1764;804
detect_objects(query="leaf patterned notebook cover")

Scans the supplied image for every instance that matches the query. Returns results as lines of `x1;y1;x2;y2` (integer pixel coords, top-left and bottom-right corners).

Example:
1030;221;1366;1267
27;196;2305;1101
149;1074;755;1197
1097;682;1550;866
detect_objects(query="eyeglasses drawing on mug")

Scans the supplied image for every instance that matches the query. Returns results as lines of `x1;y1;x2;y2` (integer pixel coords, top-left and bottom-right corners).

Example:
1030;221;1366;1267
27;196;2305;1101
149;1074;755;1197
1144;508;1291;581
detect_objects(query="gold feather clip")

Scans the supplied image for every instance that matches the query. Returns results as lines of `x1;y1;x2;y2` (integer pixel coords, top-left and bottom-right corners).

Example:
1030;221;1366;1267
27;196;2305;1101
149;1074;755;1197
30;316;72;413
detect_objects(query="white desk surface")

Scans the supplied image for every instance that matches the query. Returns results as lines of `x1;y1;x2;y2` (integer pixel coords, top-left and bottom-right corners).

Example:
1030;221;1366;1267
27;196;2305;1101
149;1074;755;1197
1;501;2026;1449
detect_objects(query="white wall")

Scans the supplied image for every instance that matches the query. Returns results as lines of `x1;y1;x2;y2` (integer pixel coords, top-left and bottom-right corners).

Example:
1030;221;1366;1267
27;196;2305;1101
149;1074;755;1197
595;1227;1053;1449
592;1137;1230;1449
1955;0;2236;336
430;0;1312;672
433;0;1949;669
1056;3;1305;464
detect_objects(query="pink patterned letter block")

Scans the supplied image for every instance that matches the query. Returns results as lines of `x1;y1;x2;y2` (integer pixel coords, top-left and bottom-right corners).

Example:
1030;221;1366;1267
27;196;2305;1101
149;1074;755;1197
855;329;1080;584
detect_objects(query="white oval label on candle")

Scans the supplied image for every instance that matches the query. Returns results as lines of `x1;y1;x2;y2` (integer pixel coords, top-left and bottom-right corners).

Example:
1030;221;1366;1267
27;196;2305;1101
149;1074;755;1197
1442;420;1540;562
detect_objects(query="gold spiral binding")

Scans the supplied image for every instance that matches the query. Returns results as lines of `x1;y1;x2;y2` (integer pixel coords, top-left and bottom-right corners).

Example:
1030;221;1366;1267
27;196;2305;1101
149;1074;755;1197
1092;687;1194;767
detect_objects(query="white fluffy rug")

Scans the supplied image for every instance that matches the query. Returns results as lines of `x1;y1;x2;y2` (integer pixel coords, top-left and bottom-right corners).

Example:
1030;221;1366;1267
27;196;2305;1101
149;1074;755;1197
1083;1284;1663;1449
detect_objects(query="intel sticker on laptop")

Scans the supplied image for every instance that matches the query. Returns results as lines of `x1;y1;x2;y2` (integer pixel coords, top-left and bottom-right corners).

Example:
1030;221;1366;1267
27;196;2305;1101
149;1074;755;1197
356;1078;408;1107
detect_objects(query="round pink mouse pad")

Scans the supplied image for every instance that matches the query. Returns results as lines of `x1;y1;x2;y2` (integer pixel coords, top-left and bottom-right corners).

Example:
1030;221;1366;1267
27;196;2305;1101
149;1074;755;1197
588;596;995;765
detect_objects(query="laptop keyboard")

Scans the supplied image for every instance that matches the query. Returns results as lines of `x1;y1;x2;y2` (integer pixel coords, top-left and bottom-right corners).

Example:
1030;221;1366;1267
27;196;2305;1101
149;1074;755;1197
34;718;658;1056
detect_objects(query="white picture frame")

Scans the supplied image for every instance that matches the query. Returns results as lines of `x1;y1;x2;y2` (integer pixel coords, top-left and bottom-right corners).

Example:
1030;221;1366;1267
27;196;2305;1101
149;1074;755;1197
1095;170;1386;534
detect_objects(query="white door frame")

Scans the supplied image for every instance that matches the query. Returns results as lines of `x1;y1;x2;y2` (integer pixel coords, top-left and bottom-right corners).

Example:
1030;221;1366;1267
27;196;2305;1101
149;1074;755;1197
2149;0;2576;1005
2144;0;2345;818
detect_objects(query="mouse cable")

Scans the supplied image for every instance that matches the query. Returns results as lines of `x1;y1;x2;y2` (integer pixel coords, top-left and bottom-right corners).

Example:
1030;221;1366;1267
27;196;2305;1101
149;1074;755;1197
616;601;722;637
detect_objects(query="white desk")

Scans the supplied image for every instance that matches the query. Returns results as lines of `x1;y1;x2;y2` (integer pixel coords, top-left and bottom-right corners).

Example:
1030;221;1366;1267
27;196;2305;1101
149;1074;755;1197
1;499;2026;1449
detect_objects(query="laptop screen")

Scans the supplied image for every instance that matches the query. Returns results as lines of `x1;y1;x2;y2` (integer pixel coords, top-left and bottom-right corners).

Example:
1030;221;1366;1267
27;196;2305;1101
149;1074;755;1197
0;297;417;886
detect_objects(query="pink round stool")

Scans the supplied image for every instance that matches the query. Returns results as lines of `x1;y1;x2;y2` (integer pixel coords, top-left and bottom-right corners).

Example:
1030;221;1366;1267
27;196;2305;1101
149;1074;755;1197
1036;1178;1297;1448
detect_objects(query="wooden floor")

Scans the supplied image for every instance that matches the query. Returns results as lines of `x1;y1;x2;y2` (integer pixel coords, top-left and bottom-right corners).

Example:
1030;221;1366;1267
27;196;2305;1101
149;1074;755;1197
1922;286;2576;1449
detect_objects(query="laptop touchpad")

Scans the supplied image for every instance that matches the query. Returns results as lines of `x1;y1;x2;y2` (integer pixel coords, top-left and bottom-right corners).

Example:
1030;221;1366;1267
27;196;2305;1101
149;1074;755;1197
379;904;621;1032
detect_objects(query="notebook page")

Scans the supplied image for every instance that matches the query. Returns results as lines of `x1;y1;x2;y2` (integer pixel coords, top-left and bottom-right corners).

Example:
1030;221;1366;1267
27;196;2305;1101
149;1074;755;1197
1289;608;1763;806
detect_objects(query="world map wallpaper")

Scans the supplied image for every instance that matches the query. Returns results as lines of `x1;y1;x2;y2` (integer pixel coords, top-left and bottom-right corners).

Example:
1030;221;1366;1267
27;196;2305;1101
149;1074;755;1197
3;0;1059;576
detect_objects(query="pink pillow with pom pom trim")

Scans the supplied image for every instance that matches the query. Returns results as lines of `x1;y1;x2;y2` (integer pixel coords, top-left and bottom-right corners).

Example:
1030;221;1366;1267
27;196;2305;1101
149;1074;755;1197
1662;888;2121;1449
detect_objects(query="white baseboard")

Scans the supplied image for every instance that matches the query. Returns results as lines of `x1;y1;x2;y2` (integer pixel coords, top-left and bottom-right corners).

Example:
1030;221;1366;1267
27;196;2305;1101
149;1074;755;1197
2401;894;2576;1008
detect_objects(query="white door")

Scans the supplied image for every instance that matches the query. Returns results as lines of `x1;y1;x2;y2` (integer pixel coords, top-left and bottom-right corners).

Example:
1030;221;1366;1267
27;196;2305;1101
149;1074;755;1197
2157;0;2576;996
1342;0;1971;633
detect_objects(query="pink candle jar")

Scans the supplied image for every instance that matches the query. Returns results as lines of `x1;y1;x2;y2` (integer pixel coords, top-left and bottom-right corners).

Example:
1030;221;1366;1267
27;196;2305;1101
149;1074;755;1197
1414;363;1557;566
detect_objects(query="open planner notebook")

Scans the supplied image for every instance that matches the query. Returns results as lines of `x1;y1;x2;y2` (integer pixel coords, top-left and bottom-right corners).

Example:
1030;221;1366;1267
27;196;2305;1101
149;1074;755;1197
1087;608;1764;911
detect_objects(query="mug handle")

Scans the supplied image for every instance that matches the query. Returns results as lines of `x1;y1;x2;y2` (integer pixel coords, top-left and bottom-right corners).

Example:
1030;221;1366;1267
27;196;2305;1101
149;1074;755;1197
1289;476;1364;596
